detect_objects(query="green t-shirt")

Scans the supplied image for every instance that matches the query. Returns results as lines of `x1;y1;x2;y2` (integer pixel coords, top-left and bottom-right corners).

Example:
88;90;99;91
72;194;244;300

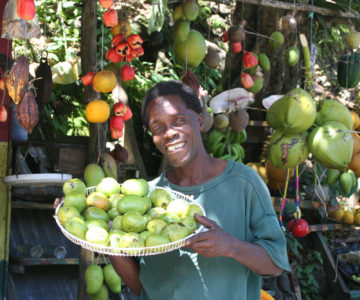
139;160;290;300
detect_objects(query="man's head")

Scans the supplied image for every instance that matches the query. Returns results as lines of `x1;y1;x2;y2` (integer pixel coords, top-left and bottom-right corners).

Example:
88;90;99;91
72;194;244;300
141;80;202;130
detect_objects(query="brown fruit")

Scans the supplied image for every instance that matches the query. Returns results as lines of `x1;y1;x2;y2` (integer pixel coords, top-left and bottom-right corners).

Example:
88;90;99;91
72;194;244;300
348;152;360;177
351;111;360;130
6;56;29;104
16;90;39;133
228;25;246;43
204;48;221;69
265;159;294;182
181;70;200;96
229;109;249;132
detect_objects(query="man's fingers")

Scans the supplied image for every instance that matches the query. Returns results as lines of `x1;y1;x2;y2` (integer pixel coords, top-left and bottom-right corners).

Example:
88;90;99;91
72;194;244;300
194;214;217;229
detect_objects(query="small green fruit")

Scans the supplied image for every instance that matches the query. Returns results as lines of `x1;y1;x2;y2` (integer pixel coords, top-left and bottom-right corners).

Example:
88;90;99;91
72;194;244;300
339;172;353;194
103;264;122;294
58;206;81;226
174;20;190;42
269;31;284;49
285;46;300;67
326;169;341;185
258;53;270;71
85;264;104;295
149;189;172;208
64;217;88;240
86;227;109;245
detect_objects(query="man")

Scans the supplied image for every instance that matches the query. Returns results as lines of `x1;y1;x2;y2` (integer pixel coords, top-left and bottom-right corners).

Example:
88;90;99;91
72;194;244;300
109;80;290;300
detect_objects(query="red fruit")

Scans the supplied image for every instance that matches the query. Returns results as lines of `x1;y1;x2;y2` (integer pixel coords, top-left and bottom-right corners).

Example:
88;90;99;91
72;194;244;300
18;0;35;20
121;65;135;82
103;9;118;27
111;128;124;139
127;34;143;49
98;0;113;9
111;34;124;47
81;72;95;86
242;51;258;69
115;41;131;57
241;73;254;89
232;42;242;53
0;78;5;91
134;46;144;57
113;102;132;121
222;31;229;42
0;106;7;122
110;115;124;131
106;48;123;63
287;218;310;238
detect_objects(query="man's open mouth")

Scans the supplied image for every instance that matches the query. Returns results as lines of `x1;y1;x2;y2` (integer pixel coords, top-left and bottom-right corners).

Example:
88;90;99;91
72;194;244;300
166;142;185;152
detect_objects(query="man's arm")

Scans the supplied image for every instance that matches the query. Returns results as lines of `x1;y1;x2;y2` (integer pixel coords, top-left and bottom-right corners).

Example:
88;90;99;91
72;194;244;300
108;256;142;296
184;215;283;276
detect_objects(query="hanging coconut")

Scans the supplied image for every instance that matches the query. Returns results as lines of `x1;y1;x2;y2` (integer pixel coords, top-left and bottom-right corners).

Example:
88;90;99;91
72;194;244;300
269;130;309;169
315;99;353;130
308;121;353;169
229;109;249;132
266;88;316;134
345;27;360;50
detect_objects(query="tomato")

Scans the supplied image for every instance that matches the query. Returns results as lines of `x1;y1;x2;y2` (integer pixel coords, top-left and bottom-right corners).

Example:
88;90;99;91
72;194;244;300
287;218;310;238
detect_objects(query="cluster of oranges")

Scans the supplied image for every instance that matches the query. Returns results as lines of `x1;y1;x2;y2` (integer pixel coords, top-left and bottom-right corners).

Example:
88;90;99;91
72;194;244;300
328;206;360;225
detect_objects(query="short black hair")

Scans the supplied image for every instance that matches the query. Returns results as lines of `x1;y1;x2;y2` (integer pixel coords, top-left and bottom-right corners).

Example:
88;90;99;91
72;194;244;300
141;80;202;129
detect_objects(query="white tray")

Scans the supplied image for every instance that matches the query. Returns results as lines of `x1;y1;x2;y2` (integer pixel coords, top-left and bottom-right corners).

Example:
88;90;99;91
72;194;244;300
54;185;206;256
3;174;72;187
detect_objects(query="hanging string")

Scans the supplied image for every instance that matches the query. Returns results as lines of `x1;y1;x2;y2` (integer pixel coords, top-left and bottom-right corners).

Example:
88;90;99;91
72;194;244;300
44;0;47;42
279;168;291;231
97;123;102;164
295;165;300;219
100;21;104;70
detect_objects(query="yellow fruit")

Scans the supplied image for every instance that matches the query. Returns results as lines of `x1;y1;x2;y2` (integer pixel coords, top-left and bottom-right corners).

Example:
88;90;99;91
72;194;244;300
351;111;360;130
111;19;131;37
343;211;355;224
85;100;110;123
333;207;345;222
92;70;117;93
354;213;360;225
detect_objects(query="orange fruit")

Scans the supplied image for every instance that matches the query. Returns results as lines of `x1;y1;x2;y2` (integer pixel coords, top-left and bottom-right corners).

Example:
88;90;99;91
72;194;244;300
111;19;131;37
354;213;360;225
351;111;360;130
344;211;355;224
333;207;345;222
92;70;117;93
85;100;110;123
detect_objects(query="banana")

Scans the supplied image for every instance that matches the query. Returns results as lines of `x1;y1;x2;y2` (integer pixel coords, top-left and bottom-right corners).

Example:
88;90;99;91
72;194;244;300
229;130;238;144
238;130;247;144
231;143;245;160
207;132;226;153
100;153;118;180
214;143;227;158
206;130;225;147
230;143;240;160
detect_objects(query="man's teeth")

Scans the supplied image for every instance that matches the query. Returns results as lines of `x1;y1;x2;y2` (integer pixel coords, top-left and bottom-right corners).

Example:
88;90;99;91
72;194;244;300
167;143;185;151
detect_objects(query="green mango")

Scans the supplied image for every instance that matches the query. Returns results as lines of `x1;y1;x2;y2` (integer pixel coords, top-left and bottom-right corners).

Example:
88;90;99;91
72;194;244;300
285;46;300;67
149;188;172;209
117;194;149;215
85;264;103;295
315;99;353;130
84;207;110;223
161;222;189;242
63;193;86;214
348;169;357;188
339;172;353;194
247;76;263;94
103;264;122;294
64;217;88;240
269;31;284;49
107;207;120;220
258;53;270;71
89;284;109;300
326;169;341;185
85;219;109;232
121;178;149;196
121;212;146;233
174;20;190;42
85;227;109;245
266;88;316;133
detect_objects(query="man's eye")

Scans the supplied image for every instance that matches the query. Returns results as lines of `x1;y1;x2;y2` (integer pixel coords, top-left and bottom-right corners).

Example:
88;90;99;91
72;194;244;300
151;126;163;135
173;118;185;126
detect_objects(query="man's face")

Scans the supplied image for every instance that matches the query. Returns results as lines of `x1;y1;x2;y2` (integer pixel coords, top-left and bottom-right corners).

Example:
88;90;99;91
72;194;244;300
146;95;204;168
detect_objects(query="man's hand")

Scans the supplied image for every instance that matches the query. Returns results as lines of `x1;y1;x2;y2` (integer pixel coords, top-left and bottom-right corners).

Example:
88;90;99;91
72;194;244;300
184;214;235;257
54;197;63;210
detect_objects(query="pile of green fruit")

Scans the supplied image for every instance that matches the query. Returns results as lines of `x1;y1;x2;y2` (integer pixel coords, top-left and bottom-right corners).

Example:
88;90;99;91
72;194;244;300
57;177;204;255
85;264;121;300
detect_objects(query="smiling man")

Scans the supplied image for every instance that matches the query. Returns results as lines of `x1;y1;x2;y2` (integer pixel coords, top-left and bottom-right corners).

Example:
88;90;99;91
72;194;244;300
109;81;290;300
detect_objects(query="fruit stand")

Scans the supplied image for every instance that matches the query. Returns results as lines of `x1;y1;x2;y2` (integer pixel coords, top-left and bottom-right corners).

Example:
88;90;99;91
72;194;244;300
0;0;359;299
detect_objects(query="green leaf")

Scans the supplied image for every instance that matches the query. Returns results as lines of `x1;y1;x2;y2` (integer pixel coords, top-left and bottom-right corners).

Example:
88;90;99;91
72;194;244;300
148;0;167;35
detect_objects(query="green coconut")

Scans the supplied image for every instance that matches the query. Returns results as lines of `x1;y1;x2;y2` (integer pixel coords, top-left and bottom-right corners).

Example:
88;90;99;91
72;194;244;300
315;99;353;130
308;121;353;169
266;88;316;134
269;130;310;169
174;30;206;68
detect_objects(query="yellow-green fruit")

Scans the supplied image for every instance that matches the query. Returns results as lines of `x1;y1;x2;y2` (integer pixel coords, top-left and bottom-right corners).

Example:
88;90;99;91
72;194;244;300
149;188;172;208
183;1;199;21
103;264;122;294
84;206;110;223
348;169;357;188
96;177;121;197
145;234;171;248
315;99;353;130
109;194;124;209
187;204;203;217
247;76;263;94
85;264;104;295
107;207;120;220
161;222;189;242
65;217;88;240
140;230;152;240
86;192;111;212
161;212;181;223
174;20;190;42
326;168;341;185
269;31;284;49
258;53;270;71
89;283;108;300
118;232;145;248
107;230;126;247
86;227;109;245
182;216;198;232
83;163;105;187
214;113;229;130
63;178;87;195
172;5;186;23
345;29;360;50
147;207;166;218
166;199;190;219
339;172;353;194
121;178;149;196
147;218;167;234
111;215;123;230
174;30;206;68
121;212;146;233
64;193;87;214
58;206;81;226
117;194;149;215
285;46;300;67
86;219;109;232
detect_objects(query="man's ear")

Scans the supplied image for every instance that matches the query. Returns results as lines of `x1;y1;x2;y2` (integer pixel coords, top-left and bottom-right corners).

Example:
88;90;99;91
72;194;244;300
198;112;205;130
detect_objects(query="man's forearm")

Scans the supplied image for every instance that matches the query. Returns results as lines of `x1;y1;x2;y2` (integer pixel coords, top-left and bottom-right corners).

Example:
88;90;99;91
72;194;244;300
226;237;283;276
109;256;142;296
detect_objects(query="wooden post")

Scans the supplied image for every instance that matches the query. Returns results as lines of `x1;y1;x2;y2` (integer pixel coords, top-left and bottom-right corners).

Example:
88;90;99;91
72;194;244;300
78;0;102;299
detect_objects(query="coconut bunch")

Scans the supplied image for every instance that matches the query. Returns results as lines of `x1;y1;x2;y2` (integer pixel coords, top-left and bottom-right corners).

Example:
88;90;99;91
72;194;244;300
172;0;206;68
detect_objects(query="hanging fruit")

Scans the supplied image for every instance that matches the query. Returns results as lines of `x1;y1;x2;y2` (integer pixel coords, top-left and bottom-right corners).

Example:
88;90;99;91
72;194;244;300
113;102;132;121
81;72;95;86
242;51;258;69
16;90;39;133
103;9;118;27
85;100;110;123
120;65;135;82
98;0;113;9
228;24;246;43
205;47;221;69
111;18;131;37
110;115;124;139
106;48;123;63
0;106;7;122
17;0;36;21
345;26;360;50
115;41;131;57
0;78;5;91
240;73;254;89
287;218;310;238
232;42;242;54
92;70;117;93
127;34;143;49
222;31;229;42
6;56;30;105
269;31;285;49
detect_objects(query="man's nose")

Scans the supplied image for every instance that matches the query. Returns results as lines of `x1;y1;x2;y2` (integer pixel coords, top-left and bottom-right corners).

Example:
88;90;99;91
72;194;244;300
164;126;178;139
